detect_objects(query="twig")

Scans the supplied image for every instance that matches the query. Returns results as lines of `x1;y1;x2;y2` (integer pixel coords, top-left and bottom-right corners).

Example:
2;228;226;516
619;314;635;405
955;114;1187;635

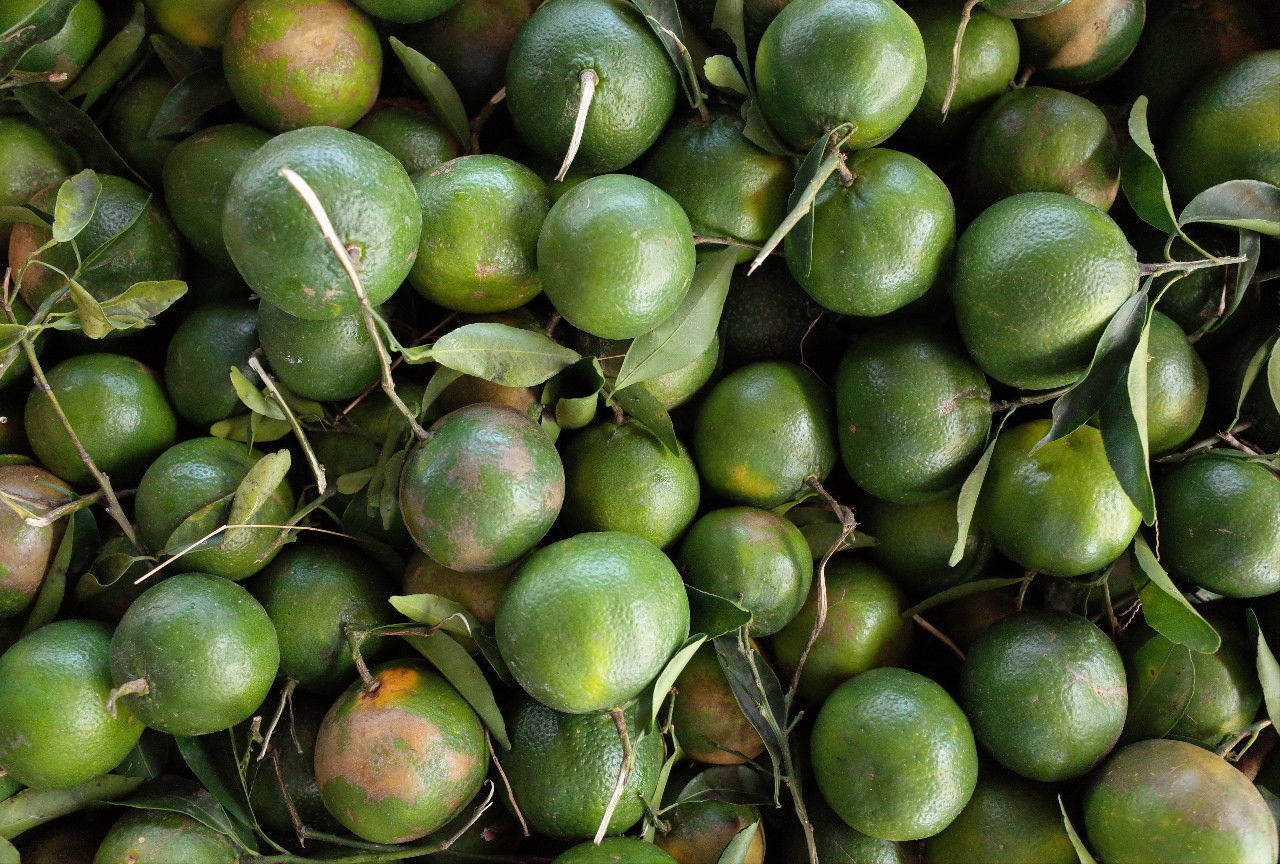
1139;254;1247;275
271;748;307;847
488;734;530;837
257;678;297;763
594;707;634;845
248;354;327;495
913;615;966;661
22;488;101;527
940;0;980;117
990;386;1072;412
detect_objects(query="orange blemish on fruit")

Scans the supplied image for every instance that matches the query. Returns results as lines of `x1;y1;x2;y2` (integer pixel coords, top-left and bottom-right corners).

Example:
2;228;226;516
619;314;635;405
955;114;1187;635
360;665;421;707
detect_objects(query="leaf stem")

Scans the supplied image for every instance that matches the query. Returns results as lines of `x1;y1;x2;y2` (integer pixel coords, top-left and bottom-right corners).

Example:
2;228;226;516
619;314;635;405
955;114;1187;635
469;86;506;154
247;354;326;495
1139;254;1247;275
990;386;1072;412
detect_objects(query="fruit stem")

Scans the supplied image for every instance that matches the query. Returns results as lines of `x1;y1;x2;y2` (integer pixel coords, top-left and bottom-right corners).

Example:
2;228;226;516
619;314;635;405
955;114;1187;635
247;354;327;495
1139;254;1248;275
941;0;980;119
105;677;149;717
19;488;101;528
555;68;598;183
469;86;506;154
594;707;634;845
256;678;297;763
346;626;378;692
269;747;308;848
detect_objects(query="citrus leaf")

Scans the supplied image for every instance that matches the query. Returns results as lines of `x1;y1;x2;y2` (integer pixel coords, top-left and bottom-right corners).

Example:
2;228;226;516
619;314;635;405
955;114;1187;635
638;634;706;732
1059;796;1099;864
1123;637;1195;742
14;83;146;185
1120;97;1179;235
335;467;375;496
19;507;76;635
0;325;26;355
0;837;17;864
0;774;142;840
711;0;750;84
147;67;233;139
611;382;679;454
950;407;1018;567
226;449;290;528
688;587;753;639
1098;310;1155;524
628;0;704;110
148;33;211;80
429;322;580;387
1131;535;1220;653
713;632;786;801
740;97;792;156
1206;229;1262;334
403;631;510;749
750;126;846;276
1040;290;1148;448
1247;609;1280;733
388;38;469;149
704;54;748;96
0;0;79;79
210;413;291;444
419;365;462;417
77;192;148;270
642;749;682;841
113;776;240;844
229;367;285;420
51;168;100;242
172;737;257;849
63;1;146;109
1178;180;1280;238
1269;338;1280;418
68;279;112;339
1231;334;1278;430
671;764;773;807
163;494;232;556
0;204;49;229
615;247;737;392
718;820;761;864
390;593;479;640
543;357;604;430
99;279;188;329
901;576;1030;619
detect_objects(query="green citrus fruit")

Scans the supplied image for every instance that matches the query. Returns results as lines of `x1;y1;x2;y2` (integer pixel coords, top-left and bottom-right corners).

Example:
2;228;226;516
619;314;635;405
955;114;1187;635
755;0;926;150
790;794;910;864
250;541;397;693
134;437;295;580
671;643;764;765
639;112;793;260
257;300;381;401
102;74;178;186
717;261;829;369
963;610;1126;781
1165;50;1280;203
953;192;1139;390
400;403;563;572
504;697;663;838
562;421;700;549
926;764;1075;864
505;0;676;174
4;0;104;87
0;299;37;394
248;690;343;838
1156;453;1280;597
496;531;689;713
144;0;241;46
0;620;142;788
862;493;992;596
164;301;260;427
163;123;271;270
836;320;990;504
554;838;677;864
409;155;548;313
402;551;516;654
314;658;488;843
110;572;279;735
979;420;1140;577
0;117;72;248
693;361;837;508
352;0;459;22
1084;739;1278;864
902;2;1020;143
812;667;978;841
1017;0;1145;86
680;506;811;636
1145;310;1208;454
538;173;695;339
401;0;533;112
24;353;177;488
223;126;421;320
222;0;381;132
964;88;1120;211
0;464;71;618
352;104;461;176
771;559;912;703
656;799;764;864
793;149;955;316
93;809;239;864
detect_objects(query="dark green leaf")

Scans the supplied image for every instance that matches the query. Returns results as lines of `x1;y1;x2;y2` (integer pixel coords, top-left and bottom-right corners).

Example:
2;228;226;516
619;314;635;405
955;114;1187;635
1207;229;1262;334
950;407;1018;567
390;593;479;640
113;776;239;843
1059;796;1099;864
717;820;761;864
0;325;25;355
98;279;188;329
901;576;1030;619
740;98;792;156
428;322;580;387
377;448;407;532
1247;609;1280;733
543;357;604;430
1041;291;1147;447
611;382;679;454
271;380;324;424
20;504;75;635
147;67;233;139
77;192;148;270
224;450;290;549
1231;334;1277;430
1178;180;1280;237
473;626;513;685
712;633;786;800
68;280;111;339
14;84;145;185
638;634;706;732
148;34;212;80
172;737;257;850
0;0;79;79
1098;311;1155;524
1131;536;1220;653
64;2;146;109
1123;638;1194;742
0;204;49;229
711;0;750;84
1120;97;1179;235
229;367;285;420
628;0;703;110
335;467;375;496
615;247;737;392
671;764;772;807
209;413;291;444
419;365;462;416
703;54;747;96
751;126;846;276
388;38;469;149
51;169;100;242
0;774;141;840
1269;338;1280;418
163;494;232;556
404;631;510;749
688;587;753;639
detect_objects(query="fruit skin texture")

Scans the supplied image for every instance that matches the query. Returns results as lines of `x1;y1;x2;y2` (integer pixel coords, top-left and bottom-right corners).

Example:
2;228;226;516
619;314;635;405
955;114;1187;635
223;126;421;320
0;465;71;619
811;667;978;841
980;420;1140;577
836;321;990;504
94;809;239;864
1084;739;1278;864
409;155;548;314
982;0;1071;17
953;192;1139;390
1017;0;1145;87
963;611;1127;782
538;174;695;340
671;643;764;765
24;353;178;489
496;532;689;714
504;698;662;839
693;361;837;508
400;404;564;573
257;301;381;401
771;559;912;703
314;659;488;844
164;301;260;427
926;765;1075;864
561;421;700;549
505;0;676;174
145;0;241;47
793;149;955;317
755;0;926;151
964;88;1120;212
352;0;459;22
863;493;992;597
109;573;280;736
352;105;460;176
1144;310;1208;454
1156;454;1280;598
680;506;811;637
0;620;142;789
1166;50;1280;203
222;0;381;132
554;838;676;863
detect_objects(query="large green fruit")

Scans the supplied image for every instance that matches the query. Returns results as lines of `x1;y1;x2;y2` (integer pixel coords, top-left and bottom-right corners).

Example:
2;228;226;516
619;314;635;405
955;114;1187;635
926;765;1075;864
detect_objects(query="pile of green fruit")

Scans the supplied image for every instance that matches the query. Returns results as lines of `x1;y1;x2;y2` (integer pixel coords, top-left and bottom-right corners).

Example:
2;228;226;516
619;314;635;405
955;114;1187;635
0;0;1277;861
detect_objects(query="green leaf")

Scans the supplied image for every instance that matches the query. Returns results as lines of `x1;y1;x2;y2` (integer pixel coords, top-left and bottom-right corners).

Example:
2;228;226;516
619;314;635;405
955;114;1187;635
388;38;469;149
20;506;75;635
1247;609;1280;733
1131;535;1220;653
148;34;211;80
0;0;79;79
615;247;738;392
1178;180;1280;237
0;325;26;355
750;126;847;276
717;820;761;864
403;631;510;749
0;837;17;864
0;204;49;229
1040;291;1148;448
147;67;233;139
1123;638;1195;742
950;407;1018;567
63;2;146;109
1205;229;1262;335
68;279;112;339
98;279;188;329
0;774;142;840
611;382;679;454
670;764;773;807
336;467;375;496
1098;309;1155;524
1269;337;1280;418
628;0;704;111
113;776;240;844
704;54;748;96
740;97;792;156
543;357;604;430
14;84;146;185
419;365;462;417
901;576;1030;619
51;169;100;242
688;587;754;639
428;322;580;387
1059;796;1099;864
1231;334;1278;430
163;493;232;557
225;449;290;534
210;413;291;444
1120;97;1179;235
77;192;148;270
172;737;257;850
711;0;750;84
229;367;284;420
637;634;706;732
390;593;479;640
712;633;787;801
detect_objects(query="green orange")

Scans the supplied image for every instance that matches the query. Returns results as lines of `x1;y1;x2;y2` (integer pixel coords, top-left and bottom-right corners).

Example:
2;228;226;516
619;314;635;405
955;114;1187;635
352;0;459;22
862;493;992;597
0;464;72;618
926;765;1075;864
401;0;533;112
102;74;178;186
1017;0;1145;86
144;0;241;47
94;809;239;864
1144;310;1208;454
257;300;381;401
0;117;73;248
554;838;676;863
671;643;765;765
656;799;765;864
4;0;104;87
352;104;461;176
163;301;260;427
